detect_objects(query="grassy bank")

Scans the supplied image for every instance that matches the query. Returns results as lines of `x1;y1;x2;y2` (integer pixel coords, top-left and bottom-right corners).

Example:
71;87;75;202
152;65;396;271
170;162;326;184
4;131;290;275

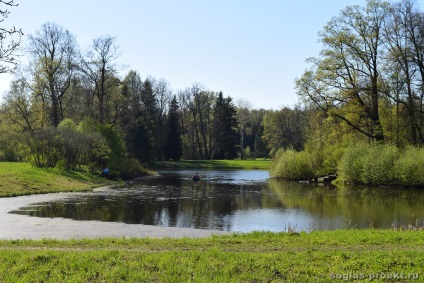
0;162;121;197
0;230;422;282
148;159;271;170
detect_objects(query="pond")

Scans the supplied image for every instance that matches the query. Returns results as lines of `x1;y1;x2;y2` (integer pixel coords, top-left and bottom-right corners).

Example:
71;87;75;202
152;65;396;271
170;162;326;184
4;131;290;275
10;169;424;232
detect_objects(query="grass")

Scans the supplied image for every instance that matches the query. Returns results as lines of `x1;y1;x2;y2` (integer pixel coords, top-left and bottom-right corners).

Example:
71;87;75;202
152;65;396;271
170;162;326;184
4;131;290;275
0;162;121;197
0;230;422;282
148;159;272;170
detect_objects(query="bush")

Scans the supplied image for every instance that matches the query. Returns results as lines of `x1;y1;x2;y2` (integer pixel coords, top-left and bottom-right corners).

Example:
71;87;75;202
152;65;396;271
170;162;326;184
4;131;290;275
339;143;399;186
118;158;149;180
393;147;424;186
360;144;398;185
270;148;314;180
0;130;26;161
29;127;64;168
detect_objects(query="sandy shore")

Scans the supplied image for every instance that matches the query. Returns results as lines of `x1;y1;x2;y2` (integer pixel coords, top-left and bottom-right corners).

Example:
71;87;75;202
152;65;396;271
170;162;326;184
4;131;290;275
0;192;230;240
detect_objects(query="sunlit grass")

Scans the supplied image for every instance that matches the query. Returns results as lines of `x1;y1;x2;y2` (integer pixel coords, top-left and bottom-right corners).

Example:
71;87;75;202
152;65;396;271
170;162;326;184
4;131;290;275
0;162;121;197
0;230;422;282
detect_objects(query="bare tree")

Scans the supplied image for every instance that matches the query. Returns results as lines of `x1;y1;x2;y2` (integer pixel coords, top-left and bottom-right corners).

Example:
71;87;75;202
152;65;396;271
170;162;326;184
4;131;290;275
0;0;23;74
80;35;121;123
27;22;78;127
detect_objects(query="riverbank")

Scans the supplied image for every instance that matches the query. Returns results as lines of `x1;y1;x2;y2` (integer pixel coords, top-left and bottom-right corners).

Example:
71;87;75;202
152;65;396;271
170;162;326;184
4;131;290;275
148;159;271;170
0;162;122;197
0;230;422;282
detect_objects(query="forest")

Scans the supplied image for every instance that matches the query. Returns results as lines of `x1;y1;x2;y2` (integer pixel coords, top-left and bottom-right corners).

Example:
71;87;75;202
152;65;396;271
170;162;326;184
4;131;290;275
3;0;424;185
0;1;306;178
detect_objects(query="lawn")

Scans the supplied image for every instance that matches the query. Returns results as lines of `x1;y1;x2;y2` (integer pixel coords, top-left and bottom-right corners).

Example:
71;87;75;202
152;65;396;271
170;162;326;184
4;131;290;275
0;230;422;282
0;162;120;197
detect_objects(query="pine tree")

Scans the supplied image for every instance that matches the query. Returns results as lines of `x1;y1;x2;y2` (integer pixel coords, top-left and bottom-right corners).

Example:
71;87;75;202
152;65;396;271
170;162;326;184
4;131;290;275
212;92;239;159
165;96;183;160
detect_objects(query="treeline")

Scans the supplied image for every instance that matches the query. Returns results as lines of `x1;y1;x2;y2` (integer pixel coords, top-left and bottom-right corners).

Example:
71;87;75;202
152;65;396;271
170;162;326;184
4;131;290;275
272;0;424;186
0;21;309;176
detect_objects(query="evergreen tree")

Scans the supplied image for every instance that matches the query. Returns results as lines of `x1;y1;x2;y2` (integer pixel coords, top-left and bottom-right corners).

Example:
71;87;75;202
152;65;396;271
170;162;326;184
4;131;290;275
212;92;239;159
165;96;183;160
134;78;158;162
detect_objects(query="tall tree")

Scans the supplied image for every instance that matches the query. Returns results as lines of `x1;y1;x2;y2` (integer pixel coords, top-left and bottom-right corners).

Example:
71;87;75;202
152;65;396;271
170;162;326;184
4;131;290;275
27;22;78;127
80;35;121;124
154;79;171;160
179;84;214;159
0;0;22;74
134;78;159;162
165;96;183;160
236;99;252;159
296;0;389;142
262;107;306;155
382;0;424;145
212;92;239;159
121;70;143;157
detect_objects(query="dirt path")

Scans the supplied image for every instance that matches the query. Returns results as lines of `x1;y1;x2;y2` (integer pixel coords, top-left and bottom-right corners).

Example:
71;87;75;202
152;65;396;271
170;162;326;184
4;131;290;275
0;192;229;240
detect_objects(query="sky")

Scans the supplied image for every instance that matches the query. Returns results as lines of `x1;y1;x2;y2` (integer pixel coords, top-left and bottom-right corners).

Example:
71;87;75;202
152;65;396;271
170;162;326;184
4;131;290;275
1;0;422;109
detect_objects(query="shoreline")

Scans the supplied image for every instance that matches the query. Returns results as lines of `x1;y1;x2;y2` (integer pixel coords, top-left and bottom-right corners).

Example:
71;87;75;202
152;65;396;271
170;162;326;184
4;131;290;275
0;191;230;240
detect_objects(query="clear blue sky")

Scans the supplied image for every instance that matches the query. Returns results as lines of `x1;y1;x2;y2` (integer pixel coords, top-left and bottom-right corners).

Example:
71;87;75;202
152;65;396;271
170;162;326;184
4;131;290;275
1;0;423;109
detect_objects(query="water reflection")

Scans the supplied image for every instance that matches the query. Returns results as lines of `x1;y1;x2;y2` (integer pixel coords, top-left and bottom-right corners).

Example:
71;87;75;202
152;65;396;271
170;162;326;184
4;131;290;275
10;170;424;232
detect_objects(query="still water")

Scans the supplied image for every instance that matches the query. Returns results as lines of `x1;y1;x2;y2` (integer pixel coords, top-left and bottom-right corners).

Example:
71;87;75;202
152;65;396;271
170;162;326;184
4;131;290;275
10;170;424;232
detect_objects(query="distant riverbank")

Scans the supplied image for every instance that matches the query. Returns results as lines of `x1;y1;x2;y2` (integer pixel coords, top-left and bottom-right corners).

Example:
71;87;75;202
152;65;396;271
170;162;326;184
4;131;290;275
148;159;271;170
0;160;270;198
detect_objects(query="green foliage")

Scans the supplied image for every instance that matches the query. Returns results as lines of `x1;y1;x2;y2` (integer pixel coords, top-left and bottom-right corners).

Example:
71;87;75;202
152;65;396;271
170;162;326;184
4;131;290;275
360;145;399;185
118;158;149;180
270;148;314;180
164;96;183;161
28;127;64;168
97;124;127;171
0;129;26;161
212;92;239;159
393;147;424;186
58;118;77;131
337;144;424;186
81;132;111;172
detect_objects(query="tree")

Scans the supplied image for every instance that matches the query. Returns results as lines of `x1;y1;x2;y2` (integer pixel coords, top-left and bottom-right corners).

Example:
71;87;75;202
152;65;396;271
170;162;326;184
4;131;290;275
382;0;424;145
165;96;183;160
2;78;37;132
0;0;22;74
179;84;215;159
212;92;239;159
262;107;306;156
27;22;78;127
121;70;143;157
236;99;252;159
80;35;121;124
154;79;171;160
296;0;389;142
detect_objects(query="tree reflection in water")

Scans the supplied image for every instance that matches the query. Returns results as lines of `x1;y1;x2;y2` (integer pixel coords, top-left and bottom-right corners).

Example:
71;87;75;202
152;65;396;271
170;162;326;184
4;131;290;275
10;170;424;232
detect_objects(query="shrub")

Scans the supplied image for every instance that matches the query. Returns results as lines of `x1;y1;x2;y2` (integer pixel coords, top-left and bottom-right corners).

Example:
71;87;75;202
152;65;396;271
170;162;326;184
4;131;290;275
270;148;314;180
339;143;399;186
360;144;399;185
338;144;370;184
118;158;149;180
393;147;424;186
0;130;26;161
29;127;64;168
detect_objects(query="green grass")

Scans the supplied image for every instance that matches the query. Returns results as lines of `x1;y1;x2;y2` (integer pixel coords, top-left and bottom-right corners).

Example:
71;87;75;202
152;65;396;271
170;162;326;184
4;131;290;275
0;230;422;282
148;159;271;170
0;162;121;197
